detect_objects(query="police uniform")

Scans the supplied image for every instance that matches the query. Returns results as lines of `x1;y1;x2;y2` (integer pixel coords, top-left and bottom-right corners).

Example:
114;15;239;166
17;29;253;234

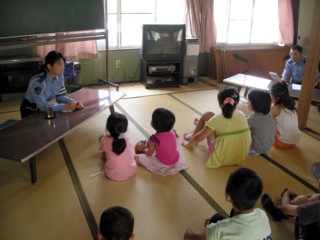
20;70;74;118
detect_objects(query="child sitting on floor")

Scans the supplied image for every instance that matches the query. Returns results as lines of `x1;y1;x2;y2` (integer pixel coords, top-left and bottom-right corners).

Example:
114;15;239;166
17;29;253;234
182;87;251;168
262;185;320;240
98;112;137;181
270;82;300;149
184;167;272;240
247;89;275;155
98;206;135;240
134;107;187;176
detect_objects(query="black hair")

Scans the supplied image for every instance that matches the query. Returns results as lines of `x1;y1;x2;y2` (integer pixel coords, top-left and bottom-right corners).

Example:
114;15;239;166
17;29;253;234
38;50;66;73
248;89;271;115
270;82;296;110
291;44;303;53
99;206;134;240
217;87;240;118
106;112;128;155
151;108;175;132
225;168;263;211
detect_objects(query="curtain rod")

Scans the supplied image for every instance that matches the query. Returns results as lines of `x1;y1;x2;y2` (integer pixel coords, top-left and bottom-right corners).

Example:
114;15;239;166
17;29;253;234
0;31;107;51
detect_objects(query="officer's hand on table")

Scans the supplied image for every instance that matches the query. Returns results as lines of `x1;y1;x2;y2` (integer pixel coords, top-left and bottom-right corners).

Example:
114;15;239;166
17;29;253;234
75;101;84;109
63;101;84;111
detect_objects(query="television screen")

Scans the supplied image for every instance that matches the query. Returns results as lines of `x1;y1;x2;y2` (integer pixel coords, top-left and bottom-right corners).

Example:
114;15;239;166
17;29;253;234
142;24;186;60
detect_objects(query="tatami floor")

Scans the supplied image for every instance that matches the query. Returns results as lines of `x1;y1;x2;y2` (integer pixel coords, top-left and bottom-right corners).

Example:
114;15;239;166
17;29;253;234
0;79;320;240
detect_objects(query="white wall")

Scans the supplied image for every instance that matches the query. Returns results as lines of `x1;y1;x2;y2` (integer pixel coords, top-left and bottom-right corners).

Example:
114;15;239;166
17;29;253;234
297;0;316;55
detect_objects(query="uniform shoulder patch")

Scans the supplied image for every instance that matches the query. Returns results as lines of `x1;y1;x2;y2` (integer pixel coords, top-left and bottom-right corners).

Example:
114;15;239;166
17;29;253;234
34;87;42;94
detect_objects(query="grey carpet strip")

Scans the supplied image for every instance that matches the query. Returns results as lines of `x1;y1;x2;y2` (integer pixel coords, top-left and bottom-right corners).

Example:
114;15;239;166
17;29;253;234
169;94;203;115
115;102;228;216
58;139;98;240
180;170;228;217
261;154;318;193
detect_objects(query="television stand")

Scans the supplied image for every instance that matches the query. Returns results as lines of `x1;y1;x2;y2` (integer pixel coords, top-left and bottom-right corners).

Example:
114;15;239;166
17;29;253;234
141;58;181;89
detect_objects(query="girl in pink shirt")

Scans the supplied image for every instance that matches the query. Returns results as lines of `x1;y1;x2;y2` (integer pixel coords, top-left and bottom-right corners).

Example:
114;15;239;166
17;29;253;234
99;112;137;181
134;108;187;176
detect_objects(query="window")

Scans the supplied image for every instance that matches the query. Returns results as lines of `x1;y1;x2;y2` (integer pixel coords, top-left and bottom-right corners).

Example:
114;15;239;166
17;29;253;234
98;0;185;50
214;0;279;45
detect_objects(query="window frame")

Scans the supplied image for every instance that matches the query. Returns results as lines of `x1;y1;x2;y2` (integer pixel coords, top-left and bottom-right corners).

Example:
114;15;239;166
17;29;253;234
214;0;279;47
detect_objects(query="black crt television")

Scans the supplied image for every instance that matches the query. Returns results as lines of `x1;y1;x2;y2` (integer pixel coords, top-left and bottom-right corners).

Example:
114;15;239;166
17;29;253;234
141;24;186;60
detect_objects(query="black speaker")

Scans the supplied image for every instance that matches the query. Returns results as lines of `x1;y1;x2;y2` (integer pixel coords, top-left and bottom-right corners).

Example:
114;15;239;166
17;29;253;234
182;38;199;84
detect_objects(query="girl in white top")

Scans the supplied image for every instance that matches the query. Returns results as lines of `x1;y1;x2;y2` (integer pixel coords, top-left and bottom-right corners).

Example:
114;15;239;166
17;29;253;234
270;82;300;149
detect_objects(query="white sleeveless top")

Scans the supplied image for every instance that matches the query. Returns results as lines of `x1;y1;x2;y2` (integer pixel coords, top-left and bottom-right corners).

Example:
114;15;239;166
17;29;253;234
275;108;300;144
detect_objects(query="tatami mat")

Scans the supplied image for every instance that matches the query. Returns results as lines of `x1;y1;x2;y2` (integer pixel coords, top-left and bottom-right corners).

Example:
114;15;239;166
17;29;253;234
268;132;320;189
94;78;215;99
117;92;320;240
306;104;320;133
63;110;217;239
0;143;92;240
1;81;320;240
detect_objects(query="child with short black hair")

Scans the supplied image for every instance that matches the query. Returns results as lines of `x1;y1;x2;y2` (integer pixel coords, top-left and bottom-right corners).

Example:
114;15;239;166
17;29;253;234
99;112;137;181
184;168;272;240
247;89;275;155
270;82;300;149
134;107;187;176
98;206;134;240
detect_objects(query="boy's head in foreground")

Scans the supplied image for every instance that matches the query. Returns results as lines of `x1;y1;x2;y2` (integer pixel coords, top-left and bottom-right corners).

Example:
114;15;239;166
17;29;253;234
99;206;134;240
226;168;263;212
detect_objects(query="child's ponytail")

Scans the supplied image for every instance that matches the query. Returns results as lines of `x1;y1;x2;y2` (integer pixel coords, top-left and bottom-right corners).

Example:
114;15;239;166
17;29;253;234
106;113;128;155
218;87;239;119
271;82;296;110
111;134;127;155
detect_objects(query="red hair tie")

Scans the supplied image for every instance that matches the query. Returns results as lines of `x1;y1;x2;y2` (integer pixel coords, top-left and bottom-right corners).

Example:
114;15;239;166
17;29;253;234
223;97;235;106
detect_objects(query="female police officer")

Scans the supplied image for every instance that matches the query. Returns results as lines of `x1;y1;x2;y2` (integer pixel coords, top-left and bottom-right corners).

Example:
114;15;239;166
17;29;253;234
20;51;84;118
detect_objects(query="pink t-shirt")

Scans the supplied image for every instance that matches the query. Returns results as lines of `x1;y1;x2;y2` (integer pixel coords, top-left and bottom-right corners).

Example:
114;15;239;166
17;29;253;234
148;130;179;165
99;134;137;181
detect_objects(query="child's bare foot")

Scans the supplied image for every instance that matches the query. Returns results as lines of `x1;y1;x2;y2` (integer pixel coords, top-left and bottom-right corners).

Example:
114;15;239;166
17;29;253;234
184;133;193;141
193;118;199;125
184;229;205;240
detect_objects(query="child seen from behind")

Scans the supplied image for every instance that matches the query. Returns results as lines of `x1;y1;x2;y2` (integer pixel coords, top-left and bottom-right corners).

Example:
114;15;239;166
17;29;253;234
184;167;272;240
99;112;137;181
270;82;300;149
247;89;275;155
182;87;251;168
134;107;187;176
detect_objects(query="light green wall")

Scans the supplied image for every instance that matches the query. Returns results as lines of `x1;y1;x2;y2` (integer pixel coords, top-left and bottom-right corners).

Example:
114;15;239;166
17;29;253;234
79;49;141;85
79;49;205;85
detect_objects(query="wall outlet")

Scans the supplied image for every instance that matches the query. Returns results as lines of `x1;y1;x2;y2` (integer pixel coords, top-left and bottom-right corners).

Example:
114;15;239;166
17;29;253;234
116;60;121;68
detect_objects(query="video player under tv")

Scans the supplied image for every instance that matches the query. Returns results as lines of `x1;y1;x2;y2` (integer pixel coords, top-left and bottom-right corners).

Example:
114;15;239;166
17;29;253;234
149;65;176;73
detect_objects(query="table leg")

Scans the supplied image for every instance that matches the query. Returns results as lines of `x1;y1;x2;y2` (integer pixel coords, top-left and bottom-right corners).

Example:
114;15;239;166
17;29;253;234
236;86;242;94
244;87;250;98
29;156;37;184
109;105;115;114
